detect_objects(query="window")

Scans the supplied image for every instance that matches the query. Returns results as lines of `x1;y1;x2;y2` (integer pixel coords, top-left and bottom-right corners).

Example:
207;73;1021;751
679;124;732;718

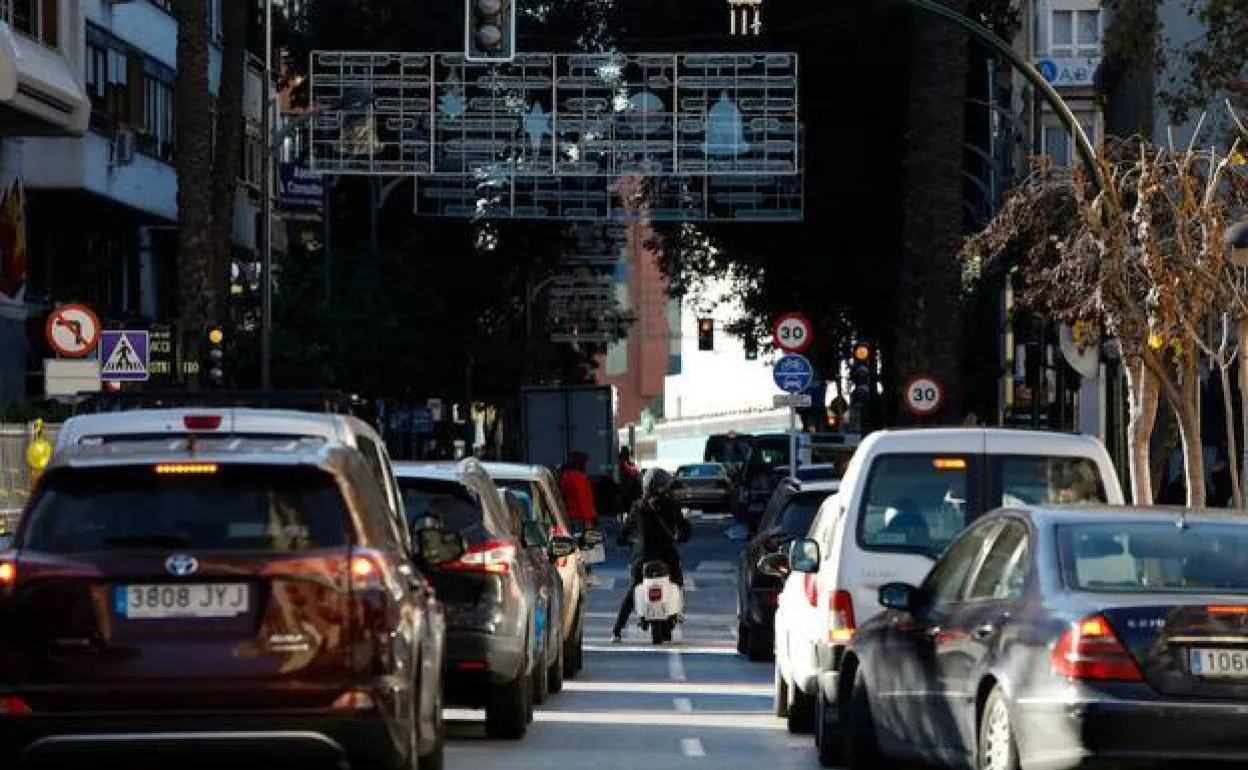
967;521;1029;601
85;26;177;162
994;455;1108;507
858;454;981;557
208;0;221;41
243;123;265;189
398;478;488;545
1058;521;1248;593
922;521;998;604
22;465;349;553
1041;114;1097;167
142;71;175;161
776;492;830;538
4;0;58;47
1050;9;1100;58
496;478;549;526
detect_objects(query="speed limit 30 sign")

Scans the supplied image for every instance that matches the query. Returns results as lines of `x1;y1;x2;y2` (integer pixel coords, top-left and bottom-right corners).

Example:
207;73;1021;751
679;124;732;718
903;374;944;417
773;312;813;353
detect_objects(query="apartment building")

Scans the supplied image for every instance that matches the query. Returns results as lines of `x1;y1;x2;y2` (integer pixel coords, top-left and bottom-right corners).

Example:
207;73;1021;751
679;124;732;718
0;0;274;406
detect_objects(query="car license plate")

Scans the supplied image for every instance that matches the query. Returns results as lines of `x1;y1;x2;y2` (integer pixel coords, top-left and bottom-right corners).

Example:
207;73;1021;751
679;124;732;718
1189;648;1248;677
114;584;250;619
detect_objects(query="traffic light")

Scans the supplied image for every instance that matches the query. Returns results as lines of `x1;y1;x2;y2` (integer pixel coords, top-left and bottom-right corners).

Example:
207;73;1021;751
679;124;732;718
204;325;225;386
697;318;714;351
465;0;515;62
850;341;872;386
744;339;758;360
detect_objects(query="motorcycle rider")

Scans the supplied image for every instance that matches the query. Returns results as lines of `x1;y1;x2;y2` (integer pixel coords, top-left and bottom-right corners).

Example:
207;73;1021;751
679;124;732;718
611;467;692;642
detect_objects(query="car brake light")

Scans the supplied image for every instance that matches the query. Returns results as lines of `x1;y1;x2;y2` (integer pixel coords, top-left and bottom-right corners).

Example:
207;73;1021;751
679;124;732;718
183;415;222;430
648;587;663;601
446;540;517;575
0;560;14;587
803;573;819;607
828;589;856;643
1050;614;1142;682
0;696;31;716
348;550;389;592
154;463;218;475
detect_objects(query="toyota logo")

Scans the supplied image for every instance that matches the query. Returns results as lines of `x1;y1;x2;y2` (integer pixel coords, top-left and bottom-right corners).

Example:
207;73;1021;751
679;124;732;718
165;554;199;577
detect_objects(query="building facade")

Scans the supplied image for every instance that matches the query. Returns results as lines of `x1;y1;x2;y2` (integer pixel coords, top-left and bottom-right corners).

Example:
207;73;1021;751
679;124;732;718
0;0;272;408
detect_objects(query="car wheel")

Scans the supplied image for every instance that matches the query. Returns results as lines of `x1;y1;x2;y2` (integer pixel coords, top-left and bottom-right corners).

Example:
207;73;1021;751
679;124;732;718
564;610;582;678
815;688;843;767
773;663;789;718
417;687;445;770
484;662;530;739
736;621;749;655
977;686;1021;770
548;639;565;694
787;685;815;734
743;622;771;662
532;647;549;705
843;669;882;769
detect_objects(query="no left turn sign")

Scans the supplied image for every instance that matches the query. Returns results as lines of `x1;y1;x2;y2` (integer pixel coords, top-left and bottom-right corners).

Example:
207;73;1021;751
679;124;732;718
903;374;944;417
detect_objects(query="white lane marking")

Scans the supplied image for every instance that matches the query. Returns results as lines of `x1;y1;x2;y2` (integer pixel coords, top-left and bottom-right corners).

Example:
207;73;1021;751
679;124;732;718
561;681;771;695
668;649;687;681
673;696;693;712
680;737;707;757
583;643;738;654
695;560;734;573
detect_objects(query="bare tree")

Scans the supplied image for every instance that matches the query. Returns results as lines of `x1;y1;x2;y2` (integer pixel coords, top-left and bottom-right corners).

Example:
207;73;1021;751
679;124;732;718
964;135;1246;506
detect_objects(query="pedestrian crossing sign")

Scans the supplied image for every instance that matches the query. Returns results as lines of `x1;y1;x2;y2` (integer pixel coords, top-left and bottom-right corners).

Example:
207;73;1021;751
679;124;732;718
98;330;150;382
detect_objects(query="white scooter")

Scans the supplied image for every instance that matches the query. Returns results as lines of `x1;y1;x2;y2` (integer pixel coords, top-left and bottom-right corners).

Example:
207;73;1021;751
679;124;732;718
634;559;684;644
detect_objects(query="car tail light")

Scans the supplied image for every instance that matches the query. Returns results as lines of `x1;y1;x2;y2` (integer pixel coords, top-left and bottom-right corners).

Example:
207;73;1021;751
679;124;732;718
445;540;518;575
803;573;819;607
347;549;393;592
183;414;222;430
828;590;856;643
0;559;14;588
330;690;375;710
648;587;663;601
1050;614;1142;682
0;696;31;716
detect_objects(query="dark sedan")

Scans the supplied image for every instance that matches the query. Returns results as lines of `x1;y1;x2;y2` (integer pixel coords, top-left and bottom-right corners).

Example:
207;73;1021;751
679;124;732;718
672;463;734;513
834;505;1248;770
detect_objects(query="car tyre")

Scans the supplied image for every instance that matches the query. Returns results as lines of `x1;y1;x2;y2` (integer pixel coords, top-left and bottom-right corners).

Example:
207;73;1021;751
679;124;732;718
815;688;843;767
533;647;550;705
977;686;1021;770
742;621;771;662
484;664;530;740
564;610;583;678
548;639;565;694
843;669;882;769
773;663;789;718
787;685;815;734
736;621;749;655
417;688;445;770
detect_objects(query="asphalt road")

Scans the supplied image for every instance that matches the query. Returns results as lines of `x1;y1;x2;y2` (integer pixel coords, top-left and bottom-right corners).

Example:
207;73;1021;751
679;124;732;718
445;512;823;769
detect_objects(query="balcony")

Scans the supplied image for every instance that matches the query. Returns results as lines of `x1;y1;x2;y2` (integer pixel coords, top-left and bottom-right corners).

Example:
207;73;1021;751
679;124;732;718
0;0;89;135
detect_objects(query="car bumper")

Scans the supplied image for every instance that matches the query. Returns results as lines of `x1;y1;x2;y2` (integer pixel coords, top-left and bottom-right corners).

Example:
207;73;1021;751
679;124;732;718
1016;696;1248;769
0;711;396;769
442;629;525;707
814;641;845;703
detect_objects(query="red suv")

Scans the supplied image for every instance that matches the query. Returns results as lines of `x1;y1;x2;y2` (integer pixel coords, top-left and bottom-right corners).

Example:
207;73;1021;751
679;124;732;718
0;435;464;770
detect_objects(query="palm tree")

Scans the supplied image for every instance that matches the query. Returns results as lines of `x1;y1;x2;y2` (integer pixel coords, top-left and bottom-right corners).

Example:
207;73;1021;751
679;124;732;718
894;2;970;422
174;0;216;363
210;1;248;322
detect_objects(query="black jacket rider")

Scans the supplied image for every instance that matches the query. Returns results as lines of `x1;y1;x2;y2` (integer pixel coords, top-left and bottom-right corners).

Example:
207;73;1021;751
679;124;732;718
612;479;692;640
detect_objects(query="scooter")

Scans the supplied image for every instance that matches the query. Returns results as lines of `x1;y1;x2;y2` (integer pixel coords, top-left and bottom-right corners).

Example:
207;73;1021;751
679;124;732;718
634;559;684;644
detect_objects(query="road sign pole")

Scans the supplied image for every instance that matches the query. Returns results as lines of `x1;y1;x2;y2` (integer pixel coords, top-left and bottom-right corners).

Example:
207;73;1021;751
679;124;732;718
789;406;798;479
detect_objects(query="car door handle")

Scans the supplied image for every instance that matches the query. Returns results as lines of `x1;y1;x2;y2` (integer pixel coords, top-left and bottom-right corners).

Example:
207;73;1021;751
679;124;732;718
971;624;996;640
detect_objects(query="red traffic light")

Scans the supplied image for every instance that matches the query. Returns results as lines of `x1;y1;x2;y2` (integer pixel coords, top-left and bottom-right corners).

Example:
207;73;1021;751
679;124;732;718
699;318;713;332
852;344;870;361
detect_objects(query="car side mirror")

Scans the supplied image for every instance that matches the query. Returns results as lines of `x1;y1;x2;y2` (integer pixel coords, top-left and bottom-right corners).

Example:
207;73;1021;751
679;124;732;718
415;528;465;566
521;520;549;549
787;537;820;573
548;535;577;560
756;552;790;578
878;582;921;612
578;529;605;549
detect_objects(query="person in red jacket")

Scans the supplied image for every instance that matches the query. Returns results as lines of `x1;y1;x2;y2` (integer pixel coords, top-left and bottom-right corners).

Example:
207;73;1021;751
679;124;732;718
559;450;598;532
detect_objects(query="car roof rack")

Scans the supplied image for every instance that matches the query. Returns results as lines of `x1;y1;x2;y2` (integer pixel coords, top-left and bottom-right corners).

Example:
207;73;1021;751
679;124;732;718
73;389;362;416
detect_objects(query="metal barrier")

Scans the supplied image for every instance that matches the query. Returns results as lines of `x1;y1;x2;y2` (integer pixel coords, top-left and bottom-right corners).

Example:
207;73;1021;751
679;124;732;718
0;422;61;510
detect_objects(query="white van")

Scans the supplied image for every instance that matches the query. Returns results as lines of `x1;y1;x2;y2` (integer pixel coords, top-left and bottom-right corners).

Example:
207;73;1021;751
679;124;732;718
768;427;1123;764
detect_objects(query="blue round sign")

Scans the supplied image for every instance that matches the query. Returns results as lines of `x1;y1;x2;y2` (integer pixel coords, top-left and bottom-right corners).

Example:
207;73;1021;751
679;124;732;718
773;353;814;394
1037;59;1058;84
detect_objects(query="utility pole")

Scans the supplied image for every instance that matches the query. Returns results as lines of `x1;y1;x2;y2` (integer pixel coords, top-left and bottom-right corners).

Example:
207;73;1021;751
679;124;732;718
259;0;274;389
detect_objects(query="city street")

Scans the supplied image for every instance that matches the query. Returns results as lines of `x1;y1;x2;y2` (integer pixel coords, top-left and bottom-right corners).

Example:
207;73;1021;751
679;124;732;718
445;514;818;769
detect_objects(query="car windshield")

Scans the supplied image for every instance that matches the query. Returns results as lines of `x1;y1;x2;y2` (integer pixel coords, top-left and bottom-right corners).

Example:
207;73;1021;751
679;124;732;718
677;464;723;478
808;446;854;475
398;477;489;544
858;454;977;557
1058;520;1248;593
20;465;348;553
779;493;829;537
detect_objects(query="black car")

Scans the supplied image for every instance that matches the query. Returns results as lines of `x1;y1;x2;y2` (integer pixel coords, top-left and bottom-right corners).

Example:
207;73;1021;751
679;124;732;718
736;433;790;527
736;479;837;660
394;460;575;740
672;463;734;512
834;505;1248;770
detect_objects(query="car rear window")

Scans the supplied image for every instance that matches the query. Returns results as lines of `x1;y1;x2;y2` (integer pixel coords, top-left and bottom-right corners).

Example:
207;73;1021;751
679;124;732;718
494;479;542;521
779;492;830;537
858;454;978;557
20;464;348;553
1058;521;1248;593
398;477;488;544
996;455;1107;506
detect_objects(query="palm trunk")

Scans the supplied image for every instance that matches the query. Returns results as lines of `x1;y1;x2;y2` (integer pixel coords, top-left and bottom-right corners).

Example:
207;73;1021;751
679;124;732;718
894;2;969;421
1176;355;1206;507
1218;358;1241;507
210;1;248;325
1124;357;1159;504
174;0;215;373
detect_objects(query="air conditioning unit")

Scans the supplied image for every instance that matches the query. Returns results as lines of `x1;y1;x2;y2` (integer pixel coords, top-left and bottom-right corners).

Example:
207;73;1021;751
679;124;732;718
110;129;136;167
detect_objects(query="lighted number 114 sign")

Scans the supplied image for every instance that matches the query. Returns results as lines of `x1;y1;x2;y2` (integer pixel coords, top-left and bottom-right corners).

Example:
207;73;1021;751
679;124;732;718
727;0;763;35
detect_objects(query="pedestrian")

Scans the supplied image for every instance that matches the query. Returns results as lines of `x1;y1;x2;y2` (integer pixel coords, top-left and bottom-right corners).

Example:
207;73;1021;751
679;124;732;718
616;446;642;513
612;468;692;642
559;450;598;533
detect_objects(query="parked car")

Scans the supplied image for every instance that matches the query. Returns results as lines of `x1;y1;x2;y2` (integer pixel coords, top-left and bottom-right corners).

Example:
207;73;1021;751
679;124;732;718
838;505;1248;770
736;433;791;525
672;462;734;513
766;427;1124;765
482;461;599;678
499;487;566;700
0;434;462;770
736;479;838;660
394;460;575;739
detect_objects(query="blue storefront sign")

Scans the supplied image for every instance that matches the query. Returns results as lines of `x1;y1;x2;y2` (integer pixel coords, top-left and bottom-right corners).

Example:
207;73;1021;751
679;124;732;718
278;163;324;209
